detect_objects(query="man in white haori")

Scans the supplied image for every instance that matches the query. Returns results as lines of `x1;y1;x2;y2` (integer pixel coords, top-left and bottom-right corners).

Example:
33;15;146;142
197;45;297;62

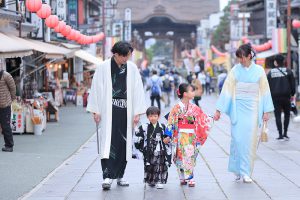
87;41;146;190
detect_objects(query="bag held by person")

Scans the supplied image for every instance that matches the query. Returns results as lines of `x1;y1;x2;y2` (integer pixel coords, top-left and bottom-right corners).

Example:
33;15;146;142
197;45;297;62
260;122;268;142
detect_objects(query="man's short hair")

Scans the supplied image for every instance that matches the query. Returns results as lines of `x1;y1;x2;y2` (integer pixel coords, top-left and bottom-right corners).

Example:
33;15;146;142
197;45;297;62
146;106;160;116
274;54;285;66
111;41;134;56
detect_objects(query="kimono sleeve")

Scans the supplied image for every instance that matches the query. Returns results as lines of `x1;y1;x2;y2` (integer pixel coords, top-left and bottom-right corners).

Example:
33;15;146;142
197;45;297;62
195;107;210;145
165;105;179;138
133;66;147;116
134;125;145;152
86;66;102;114
259;72;274;114
216;68;235;115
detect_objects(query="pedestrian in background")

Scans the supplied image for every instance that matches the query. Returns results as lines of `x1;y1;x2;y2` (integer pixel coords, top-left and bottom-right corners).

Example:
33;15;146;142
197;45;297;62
214;44;274;183
134;106;171;189
205;72;212;95
148;70;162;110
191;74;203;106
0;69;16;152
87;41;146;190
161;72;173;108
267;54;296;140
198;71;206;94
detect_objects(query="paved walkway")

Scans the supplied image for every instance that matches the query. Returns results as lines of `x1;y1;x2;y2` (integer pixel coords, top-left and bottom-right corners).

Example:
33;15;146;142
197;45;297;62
0;106;95;200
21;94;300;200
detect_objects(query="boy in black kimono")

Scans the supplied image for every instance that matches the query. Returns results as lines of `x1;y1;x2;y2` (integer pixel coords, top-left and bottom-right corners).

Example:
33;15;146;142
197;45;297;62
134;106;171;189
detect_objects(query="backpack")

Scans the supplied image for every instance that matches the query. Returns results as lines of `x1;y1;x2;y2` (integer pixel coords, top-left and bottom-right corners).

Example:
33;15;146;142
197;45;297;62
163;78;171;90
151;79;160;96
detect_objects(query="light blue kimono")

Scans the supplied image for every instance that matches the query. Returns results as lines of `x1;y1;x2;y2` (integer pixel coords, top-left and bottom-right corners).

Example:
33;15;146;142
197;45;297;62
216;63;274;177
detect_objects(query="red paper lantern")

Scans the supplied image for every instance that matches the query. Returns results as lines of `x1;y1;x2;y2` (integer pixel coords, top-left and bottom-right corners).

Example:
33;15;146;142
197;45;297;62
66;29;76;40
45;15;59;28
97;32;105;41
61;25;71;37
86;36;93;44
76;34;84;43
92;35;99;43
292;19;300;29
36;4;51;19
74;31;81;41
26;0;42;13
54;21;66;33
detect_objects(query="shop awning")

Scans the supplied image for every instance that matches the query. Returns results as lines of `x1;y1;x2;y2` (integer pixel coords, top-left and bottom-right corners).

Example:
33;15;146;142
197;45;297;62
256;50;278;59
8;35;73;59
84;64;97;71
74;50;103;65
61;43;81;50
0;32;33;58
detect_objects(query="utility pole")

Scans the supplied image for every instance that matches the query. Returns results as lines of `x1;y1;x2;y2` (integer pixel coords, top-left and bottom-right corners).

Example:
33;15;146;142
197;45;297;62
287;0;291;68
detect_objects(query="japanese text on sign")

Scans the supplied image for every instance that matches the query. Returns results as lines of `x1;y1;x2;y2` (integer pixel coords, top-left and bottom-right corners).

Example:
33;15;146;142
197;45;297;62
266;0;277;39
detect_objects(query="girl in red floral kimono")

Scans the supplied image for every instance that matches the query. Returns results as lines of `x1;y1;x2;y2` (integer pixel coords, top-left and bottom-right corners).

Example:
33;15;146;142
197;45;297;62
165;83;211;187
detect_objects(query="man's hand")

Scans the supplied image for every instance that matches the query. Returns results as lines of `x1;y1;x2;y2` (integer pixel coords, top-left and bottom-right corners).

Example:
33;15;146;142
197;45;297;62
93;113;101;124
163;137;171;144
263;113;269;122
133;114;140;127
213;110;221;121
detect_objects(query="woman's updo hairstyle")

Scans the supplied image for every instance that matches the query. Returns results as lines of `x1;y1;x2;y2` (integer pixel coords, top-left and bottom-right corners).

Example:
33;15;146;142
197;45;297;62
177;83;191;99
235;43;256;60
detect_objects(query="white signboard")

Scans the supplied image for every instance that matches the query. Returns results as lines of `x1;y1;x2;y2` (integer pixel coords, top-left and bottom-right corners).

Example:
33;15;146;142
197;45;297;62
266;0;277;39
124;8;131;42
57;0;66;21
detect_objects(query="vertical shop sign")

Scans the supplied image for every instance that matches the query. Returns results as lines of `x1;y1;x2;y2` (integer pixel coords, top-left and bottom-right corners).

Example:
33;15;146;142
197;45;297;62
266;0;277;39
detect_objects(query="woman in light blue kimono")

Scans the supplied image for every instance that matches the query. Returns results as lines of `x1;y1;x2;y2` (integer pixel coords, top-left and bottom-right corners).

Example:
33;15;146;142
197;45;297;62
214;44;274;183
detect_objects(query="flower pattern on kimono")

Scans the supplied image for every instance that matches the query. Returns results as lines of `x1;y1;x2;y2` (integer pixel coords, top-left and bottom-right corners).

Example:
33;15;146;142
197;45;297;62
183;157;194;171
184;144;195;157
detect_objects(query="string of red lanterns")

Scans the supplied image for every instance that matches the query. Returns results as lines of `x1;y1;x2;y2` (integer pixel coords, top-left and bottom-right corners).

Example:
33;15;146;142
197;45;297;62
241;37;272;52
25;0;105;45
211;45;227;57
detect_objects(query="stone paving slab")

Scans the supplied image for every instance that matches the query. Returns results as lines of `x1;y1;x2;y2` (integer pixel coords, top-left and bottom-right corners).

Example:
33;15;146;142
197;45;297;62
22;95;300;200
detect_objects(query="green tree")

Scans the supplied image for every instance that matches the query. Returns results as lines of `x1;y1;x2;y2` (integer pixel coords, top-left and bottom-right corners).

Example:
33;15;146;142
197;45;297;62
211;5;230;50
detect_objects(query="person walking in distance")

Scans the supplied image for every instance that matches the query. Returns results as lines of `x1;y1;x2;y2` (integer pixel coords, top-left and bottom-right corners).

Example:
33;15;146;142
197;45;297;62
87;41;146;190
267;54;296;140
0;69;16;152
149;70;162;110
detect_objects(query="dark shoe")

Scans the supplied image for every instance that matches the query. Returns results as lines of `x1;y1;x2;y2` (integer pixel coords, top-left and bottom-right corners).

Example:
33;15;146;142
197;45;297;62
2;147;13;152
276;136;284;140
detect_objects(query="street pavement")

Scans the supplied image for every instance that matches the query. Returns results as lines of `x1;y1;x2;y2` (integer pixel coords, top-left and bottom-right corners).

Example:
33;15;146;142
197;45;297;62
0;105;95;200
20;93;300;200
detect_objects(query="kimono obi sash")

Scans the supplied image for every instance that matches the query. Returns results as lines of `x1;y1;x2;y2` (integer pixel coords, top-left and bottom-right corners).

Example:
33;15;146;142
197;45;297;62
235;82;259;100
178;118;195;134
112;98;127;108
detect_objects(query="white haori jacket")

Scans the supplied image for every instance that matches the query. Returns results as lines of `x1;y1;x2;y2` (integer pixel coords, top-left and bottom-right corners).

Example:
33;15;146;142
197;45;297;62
87;58;147;161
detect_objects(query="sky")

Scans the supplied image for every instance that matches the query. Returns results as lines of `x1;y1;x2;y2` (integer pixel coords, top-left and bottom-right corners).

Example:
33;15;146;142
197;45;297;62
220;0;229;11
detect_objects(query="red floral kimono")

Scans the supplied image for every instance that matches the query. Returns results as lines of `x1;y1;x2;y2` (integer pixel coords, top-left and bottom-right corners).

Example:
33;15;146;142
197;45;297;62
166;101;211;180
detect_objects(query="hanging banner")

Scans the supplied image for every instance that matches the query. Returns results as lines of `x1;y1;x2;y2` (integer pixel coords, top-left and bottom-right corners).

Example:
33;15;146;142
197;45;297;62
124;8;132;42
265;0;277;39
272;28;287;53
68;0;78;28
